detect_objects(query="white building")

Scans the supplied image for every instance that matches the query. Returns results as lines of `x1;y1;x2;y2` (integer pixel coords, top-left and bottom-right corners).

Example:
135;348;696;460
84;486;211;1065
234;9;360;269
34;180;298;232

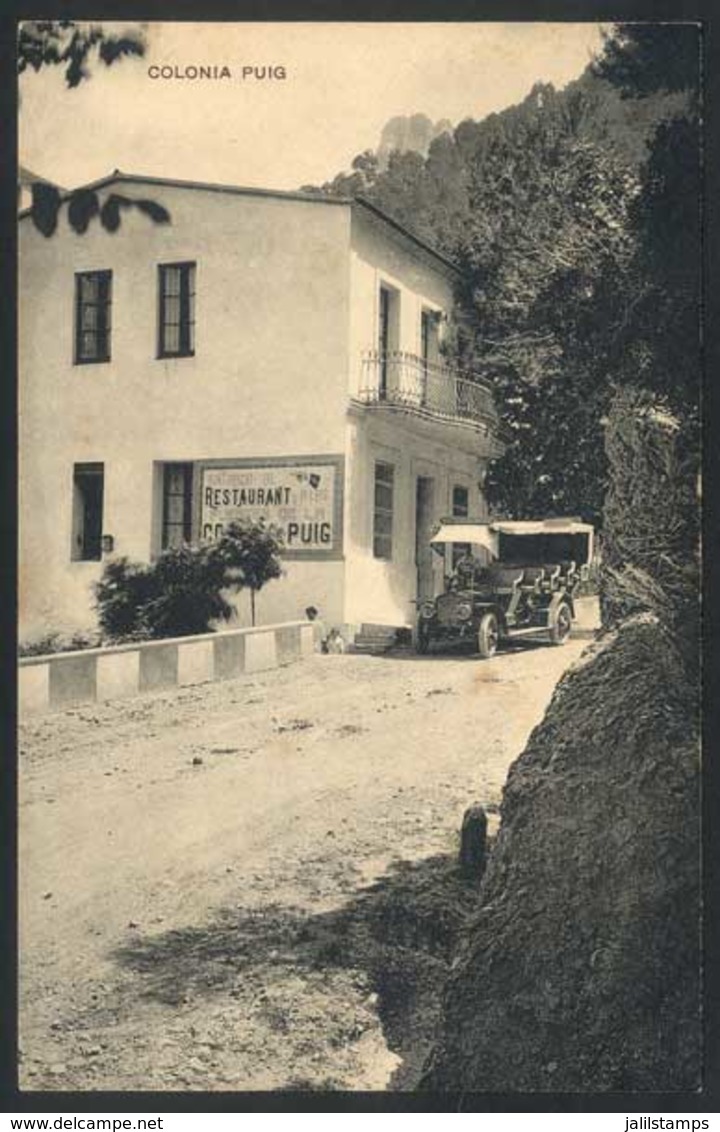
19;172;505;643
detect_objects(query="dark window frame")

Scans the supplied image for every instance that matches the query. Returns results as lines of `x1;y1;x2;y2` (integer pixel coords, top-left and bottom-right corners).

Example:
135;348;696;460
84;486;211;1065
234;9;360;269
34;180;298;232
378;284;400;400
74;270;112;365
421;308;432;367
158;261;196;359
452;485;469;516
71;462;104;561
161;462;194;549
373;461;394;560
378;286;391;399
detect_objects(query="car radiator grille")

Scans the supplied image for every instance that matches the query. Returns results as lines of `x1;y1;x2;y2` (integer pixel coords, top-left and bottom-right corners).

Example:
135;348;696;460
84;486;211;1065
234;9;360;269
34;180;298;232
435;593;469;625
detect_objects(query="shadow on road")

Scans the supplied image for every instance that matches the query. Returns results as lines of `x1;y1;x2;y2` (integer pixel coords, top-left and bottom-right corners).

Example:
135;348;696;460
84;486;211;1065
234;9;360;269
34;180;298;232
112;853;481;1089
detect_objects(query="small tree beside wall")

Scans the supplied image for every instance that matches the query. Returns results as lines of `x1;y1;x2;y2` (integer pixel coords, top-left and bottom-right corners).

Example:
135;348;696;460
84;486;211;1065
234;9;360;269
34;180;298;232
209;520;284;627
95;521;284;641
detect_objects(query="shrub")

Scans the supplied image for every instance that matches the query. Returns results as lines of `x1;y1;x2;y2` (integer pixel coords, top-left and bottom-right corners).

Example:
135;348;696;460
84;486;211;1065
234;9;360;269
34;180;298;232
129;543;231;639
18;629;103;657
94;557;157;641
94;522;284;642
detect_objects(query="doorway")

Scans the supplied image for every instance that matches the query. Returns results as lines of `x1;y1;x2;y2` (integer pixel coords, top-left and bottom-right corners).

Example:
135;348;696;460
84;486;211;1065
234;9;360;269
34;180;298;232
420;309;440;407
378;284;399;400
415;476;436;603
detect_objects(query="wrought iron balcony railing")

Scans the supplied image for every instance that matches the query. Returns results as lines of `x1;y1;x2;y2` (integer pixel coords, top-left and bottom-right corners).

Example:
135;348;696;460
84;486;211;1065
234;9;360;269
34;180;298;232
358;350;497;428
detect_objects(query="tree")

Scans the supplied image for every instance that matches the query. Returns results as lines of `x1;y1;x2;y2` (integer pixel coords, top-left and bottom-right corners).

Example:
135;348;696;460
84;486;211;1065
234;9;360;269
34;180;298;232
588;24;701;448
208;521;284;627
591;26;701;656
19;20;171;238
592;22;700;100
468;25;699;522
457;125;640;523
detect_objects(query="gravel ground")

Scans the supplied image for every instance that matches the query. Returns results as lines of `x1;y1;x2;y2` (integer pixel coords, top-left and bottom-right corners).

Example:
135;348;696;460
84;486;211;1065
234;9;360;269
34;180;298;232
18;631;592;1092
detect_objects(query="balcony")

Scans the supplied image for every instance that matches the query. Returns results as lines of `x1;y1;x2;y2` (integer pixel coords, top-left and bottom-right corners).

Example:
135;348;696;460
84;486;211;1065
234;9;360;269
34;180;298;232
357;350;499;432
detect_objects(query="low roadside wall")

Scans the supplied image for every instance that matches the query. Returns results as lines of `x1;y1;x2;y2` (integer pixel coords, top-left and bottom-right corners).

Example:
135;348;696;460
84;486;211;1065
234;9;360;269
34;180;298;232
19;621;315;716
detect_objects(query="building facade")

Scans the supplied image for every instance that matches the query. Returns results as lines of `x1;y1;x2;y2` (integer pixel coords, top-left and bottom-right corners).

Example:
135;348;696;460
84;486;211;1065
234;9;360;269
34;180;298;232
19;173;505;642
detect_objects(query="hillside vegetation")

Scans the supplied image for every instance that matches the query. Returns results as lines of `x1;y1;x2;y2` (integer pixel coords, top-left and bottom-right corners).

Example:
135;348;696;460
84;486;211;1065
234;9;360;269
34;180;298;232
304;26;699;528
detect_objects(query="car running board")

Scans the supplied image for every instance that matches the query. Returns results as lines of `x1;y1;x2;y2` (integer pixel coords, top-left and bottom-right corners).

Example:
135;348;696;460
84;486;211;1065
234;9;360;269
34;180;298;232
506;626;562;637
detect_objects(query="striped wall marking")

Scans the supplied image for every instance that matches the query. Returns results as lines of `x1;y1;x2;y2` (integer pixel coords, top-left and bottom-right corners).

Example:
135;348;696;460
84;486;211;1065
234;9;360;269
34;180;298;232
48;653;97;708
19;621;310;714
138;644;179;692
96;650;140;701
19;663;50;714
244;631;278;674
178;639;214;687
276;624;302;666
299;624;315;657
213;633;246;680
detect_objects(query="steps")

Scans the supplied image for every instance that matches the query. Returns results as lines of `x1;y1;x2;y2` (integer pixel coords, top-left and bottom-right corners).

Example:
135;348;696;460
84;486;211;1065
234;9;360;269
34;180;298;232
350;623;407;655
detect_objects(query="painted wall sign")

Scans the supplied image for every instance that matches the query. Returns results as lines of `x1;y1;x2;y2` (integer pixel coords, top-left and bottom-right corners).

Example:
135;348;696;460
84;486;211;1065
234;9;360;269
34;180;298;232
200;462;339;553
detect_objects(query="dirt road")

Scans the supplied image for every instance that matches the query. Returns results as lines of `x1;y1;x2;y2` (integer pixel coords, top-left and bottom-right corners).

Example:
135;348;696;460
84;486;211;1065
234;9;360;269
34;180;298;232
19;636;590;1092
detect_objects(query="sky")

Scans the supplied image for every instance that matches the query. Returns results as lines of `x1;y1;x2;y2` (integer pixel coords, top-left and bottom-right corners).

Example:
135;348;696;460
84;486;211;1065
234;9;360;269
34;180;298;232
19;22;606;193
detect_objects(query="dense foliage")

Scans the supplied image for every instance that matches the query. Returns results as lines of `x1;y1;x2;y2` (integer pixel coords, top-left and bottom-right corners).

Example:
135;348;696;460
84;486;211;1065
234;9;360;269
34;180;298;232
305;25;700;525
95;522;283;641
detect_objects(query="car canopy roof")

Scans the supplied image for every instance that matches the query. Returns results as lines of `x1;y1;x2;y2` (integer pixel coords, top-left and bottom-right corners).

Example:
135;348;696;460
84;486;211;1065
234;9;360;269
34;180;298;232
430;518;594;561
430;522;499;554
491;519;594;536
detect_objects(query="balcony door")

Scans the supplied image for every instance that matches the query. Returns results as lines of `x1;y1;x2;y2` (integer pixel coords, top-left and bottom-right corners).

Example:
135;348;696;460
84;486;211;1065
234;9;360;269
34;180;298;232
421;309;440;408
415;476;436;603
378;285;399;400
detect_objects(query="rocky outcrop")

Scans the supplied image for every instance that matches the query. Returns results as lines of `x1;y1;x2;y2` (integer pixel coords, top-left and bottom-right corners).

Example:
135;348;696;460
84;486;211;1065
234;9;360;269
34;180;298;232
422;615;701;1092
377;114;453;168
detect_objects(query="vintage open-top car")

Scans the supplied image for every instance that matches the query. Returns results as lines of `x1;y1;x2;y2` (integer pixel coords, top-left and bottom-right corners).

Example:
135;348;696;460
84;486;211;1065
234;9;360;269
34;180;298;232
416;518;594;658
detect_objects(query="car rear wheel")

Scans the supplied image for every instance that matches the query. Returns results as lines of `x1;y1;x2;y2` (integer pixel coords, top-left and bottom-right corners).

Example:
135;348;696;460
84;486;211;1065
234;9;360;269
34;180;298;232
477;612;499;659
549;601;572;645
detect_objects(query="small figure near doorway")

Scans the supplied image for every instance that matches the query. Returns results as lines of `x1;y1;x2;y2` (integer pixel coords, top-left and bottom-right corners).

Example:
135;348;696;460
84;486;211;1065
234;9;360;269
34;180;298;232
305;605;345;653
323;627;346;654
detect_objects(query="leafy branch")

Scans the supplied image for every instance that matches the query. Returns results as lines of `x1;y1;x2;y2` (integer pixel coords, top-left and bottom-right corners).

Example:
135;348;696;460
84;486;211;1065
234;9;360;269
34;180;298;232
18;20;145;88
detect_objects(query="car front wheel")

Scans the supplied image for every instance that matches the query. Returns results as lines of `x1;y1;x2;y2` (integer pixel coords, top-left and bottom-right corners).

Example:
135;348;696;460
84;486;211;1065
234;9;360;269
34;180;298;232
477;612;499;659
549;601;572;645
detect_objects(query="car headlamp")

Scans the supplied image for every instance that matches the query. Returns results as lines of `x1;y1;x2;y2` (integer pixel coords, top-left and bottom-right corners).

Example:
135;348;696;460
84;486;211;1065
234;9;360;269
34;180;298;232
421;602;436;619
456;602;473;620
